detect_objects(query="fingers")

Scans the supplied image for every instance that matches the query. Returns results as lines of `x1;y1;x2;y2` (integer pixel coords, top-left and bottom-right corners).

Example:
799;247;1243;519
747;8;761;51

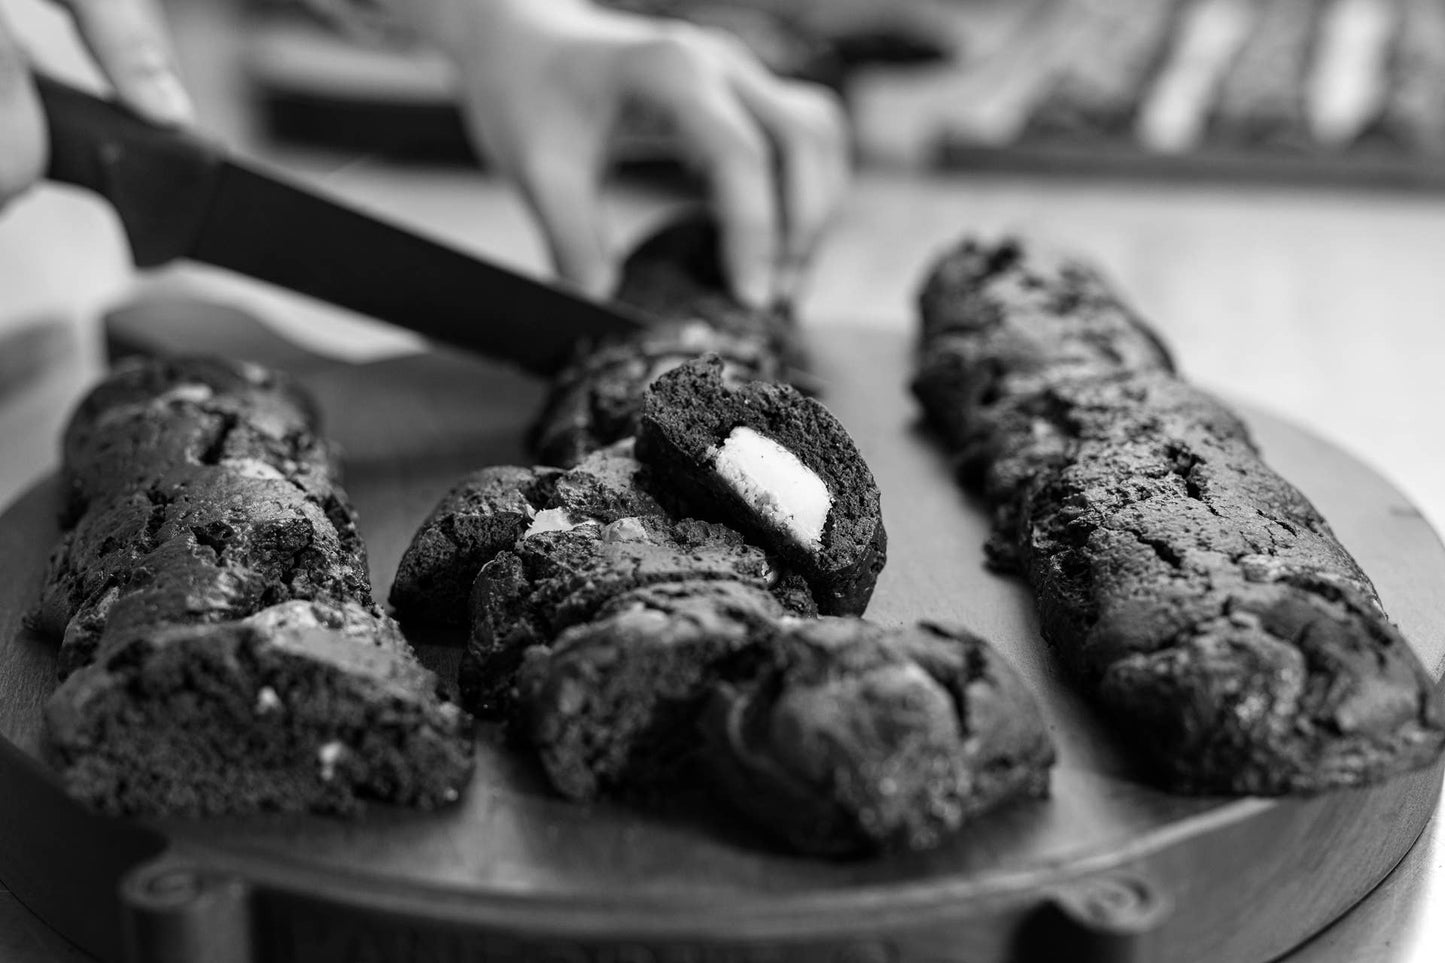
0;6;46;209
633;28;779;308
61;0;192;126
726;61;850;299
631;26;849;308
671;79;779;309
508;148;615;297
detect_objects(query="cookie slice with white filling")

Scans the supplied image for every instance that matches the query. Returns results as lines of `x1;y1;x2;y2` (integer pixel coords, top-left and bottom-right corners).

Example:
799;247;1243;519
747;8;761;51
636;356;886;615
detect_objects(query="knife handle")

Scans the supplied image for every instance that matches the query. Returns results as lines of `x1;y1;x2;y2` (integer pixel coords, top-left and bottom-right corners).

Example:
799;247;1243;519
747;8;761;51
36;74;226;268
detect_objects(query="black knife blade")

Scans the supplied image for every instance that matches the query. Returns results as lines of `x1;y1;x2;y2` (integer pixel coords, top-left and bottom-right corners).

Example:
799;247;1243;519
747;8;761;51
37;74;652;376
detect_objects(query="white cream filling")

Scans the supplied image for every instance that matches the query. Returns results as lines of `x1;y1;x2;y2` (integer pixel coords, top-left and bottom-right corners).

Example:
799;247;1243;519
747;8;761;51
710;427;831;552
523;508;596;538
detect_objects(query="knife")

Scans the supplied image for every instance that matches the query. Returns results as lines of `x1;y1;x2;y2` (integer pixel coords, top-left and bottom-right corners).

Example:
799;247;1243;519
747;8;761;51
36;74;653;376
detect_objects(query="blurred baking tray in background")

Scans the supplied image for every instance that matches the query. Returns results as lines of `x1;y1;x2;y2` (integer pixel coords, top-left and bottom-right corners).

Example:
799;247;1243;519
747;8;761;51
853;0;1445;189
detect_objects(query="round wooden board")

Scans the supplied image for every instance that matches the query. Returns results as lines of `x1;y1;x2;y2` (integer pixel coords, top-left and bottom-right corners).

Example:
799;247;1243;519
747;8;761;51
2;328;1442;963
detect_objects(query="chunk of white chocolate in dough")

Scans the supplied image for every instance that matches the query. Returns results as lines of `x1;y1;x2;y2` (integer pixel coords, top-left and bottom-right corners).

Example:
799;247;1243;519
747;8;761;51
710;427;831;552
524;508;597;539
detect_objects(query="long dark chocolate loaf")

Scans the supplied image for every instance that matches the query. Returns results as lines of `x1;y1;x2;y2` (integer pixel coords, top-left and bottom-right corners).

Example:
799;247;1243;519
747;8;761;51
913;237;1445;795
36;356;474;816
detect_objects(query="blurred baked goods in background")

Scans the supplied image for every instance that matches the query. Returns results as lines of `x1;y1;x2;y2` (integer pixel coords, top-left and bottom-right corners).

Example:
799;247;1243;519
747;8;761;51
860;0;1445;185
238;0;1445;185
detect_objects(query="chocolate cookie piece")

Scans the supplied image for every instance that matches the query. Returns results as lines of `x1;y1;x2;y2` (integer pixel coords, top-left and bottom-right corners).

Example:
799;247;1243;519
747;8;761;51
531;323;782;469
391;443;668;628
61;355;327;517
40;356;476;817
613;215;802;366
390;465;560;628
240;598;412;654
64;355;318;443
542;439;667;524
1021;426;1435;793
913;236;1445;795
705;619;1054;857
954;373;1259;572
913;237;1174;451
516;579;786;801
637;356;886;616
46;602;473;816
58;534;265;676
150;465;371;602
31;490;159;641
529;215;799;469
462;515;807;716
38;461;373;676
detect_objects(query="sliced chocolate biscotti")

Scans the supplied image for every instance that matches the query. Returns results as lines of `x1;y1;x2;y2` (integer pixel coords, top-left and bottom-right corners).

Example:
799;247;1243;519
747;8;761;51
462;515;814;716
529;216;794;469
913;236;1445;795
913;238;1174;452
705;619;1054;857
636;356;887;616
65;356;318;430
390;442;665;628
39;356;475;815
61;355;332;517
612;215;804;367
47;600;472;816
390;465;562;628
532;322;783;469
41;464;373;676
516;579;788;801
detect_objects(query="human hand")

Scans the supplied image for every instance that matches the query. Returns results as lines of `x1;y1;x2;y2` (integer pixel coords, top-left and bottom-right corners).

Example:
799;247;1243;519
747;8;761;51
0;0;192;210
408;0;850;307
